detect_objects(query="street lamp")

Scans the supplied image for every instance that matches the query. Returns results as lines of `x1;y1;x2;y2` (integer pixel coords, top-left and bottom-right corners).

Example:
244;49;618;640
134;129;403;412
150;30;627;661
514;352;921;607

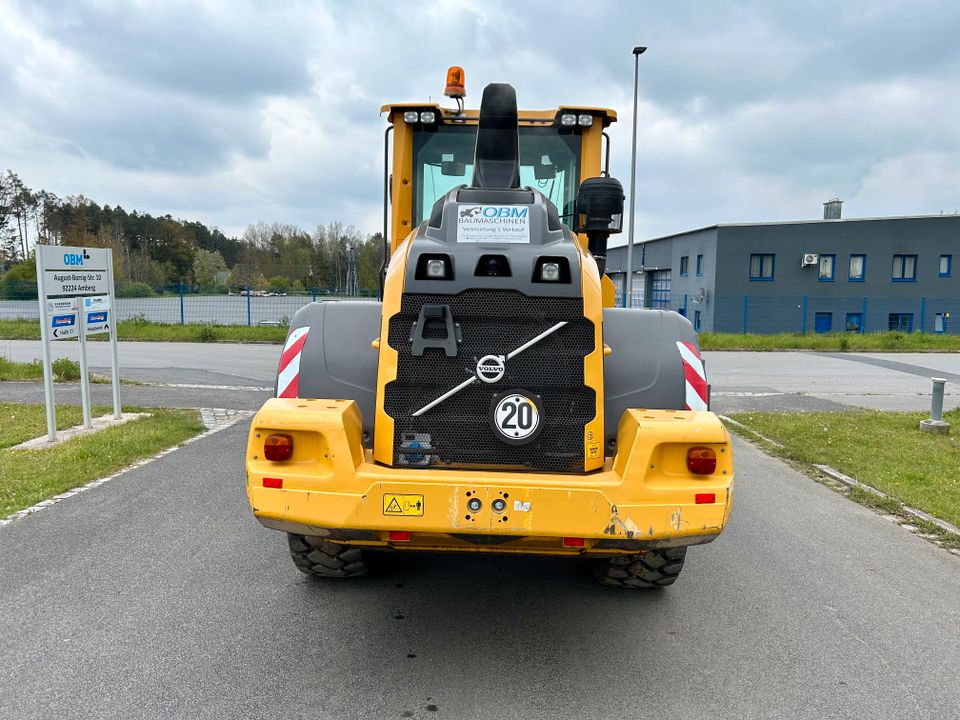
625;45;646;308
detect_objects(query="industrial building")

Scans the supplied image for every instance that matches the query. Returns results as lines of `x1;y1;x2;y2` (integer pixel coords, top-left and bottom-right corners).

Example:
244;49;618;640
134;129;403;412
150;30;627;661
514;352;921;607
605;201;960;334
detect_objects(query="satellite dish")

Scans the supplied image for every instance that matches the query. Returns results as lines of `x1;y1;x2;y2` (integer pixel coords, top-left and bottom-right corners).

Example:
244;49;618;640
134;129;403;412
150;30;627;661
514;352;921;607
694;287;706;304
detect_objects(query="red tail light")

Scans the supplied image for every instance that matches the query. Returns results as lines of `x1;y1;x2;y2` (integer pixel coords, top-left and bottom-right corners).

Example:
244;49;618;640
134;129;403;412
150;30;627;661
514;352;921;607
264;433;293;461
263;477;283;489
389;531;411;542
687;447;717;475
695;493;716;504
562;537;585;548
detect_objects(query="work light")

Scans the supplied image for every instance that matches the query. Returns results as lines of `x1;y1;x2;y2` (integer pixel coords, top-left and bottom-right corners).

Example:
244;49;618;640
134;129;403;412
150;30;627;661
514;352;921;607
403;110;420;124
559;113;577;126
540;262;561;282
426;258;448;278
420;111;436;124
577;114;593;127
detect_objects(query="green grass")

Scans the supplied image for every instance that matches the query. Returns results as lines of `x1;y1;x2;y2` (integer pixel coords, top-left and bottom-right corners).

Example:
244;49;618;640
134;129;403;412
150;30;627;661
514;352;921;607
699;331;960;352
0;318;287;343
728;408;960;527
0;356;101;383
0;403;115;448
0;405;204;517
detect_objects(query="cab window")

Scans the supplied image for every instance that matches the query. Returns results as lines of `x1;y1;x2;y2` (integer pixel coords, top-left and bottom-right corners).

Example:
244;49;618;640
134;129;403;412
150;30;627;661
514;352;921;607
412;124;582;225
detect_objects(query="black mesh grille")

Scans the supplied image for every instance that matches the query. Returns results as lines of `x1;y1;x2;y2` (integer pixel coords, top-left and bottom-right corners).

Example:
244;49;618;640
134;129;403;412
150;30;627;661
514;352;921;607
384;290;595;472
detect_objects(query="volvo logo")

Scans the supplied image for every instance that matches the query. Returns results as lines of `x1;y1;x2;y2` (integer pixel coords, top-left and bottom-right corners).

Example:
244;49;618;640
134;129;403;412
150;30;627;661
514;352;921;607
476;354;505;383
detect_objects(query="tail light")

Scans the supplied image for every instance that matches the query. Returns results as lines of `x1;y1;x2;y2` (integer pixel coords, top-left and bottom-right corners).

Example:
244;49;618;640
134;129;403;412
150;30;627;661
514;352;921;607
686;447;717;475
264;433;293;461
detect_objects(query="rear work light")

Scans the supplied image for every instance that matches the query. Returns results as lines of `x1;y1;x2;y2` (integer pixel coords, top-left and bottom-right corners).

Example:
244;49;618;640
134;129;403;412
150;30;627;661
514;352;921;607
264;433;293;462
686;447;717;475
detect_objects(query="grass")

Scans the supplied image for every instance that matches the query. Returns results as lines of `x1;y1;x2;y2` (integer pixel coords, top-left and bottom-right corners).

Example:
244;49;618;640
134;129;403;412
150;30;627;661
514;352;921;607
0;355;111;383
728;408;960;528
0;403;114;448
699;331;960;352
0;404;205;518
0;318;288;343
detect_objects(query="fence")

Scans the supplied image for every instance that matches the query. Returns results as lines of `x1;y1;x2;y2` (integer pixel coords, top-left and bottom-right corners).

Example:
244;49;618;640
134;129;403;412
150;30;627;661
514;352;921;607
0;282;377;326
694;294;958;335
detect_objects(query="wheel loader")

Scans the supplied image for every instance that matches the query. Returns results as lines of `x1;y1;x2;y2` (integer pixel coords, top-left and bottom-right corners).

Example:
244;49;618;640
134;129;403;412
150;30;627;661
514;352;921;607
245;67;734;589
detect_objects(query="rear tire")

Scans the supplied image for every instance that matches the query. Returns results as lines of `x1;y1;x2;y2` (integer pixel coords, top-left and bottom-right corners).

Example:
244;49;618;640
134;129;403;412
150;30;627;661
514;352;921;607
591;547;687;589
287;533;368;578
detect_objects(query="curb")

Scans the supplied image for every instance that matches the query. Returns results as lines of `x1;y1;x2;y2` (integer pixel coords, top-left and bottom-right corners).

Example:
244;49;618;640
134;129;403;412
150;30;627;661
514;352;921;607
814;464;960;538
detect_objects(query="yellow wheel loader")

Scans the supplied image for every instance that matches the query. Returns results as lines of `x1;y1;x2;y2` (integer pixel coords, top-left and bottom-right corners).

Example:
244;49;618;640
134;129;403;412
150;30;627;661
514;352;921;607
245;68;733;589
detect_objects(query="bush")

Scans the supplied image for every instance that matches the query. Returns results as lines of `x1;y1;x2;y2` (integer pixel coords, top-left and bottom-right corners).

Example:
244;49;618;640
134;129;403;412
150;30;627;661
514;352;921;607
194;323;218;342
116;282;156;298
838;336;850;352
0;263;38;300
51;358;81;382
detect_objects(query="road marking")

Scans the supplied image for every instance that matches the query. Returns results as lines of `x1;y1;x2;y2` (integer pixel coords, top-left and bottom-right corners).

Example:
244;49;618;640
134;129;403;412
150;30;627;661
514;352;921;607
151;382;273;392
0;408;253;529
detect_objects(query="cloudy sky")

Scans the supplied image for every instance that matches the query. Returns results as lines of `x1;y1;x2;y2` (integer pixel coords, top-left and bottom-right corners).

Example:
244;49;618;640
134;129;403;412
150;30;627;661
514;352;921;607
2;0;959;243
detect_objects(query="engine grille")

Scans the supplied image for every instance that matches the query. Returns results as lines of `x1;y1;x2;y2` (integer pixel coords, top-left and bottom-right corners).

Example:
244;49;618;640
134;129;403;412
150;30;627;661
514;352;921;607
383;290;595;472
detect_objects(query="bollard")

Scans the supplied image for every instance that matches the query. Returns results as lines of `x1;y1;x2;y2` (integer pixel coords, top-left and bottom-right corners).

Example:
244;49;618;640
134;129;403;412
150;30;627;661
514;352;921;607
919;377;950;434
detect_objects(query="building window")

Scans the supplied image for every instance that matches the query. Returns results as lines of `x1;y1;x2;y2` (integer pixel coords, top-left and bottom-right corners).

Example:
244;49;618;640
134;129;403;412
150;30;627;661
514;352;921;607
849;254;866;282
935;313;947;334
892;254;917;281
818;254;836;281
749;253;775;280
845;313;863;332
814;312;833;333
696;254;704;276
694;310;701;331
679;256;689;276
940;255;952;277
888;313;914;332
649;270;671;309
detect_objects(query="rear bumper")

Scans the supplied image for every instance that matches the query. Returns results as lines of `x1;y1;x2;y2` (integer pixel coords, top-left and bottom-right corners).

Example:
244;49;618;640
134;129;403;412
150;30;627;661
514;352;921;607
246;399;734;556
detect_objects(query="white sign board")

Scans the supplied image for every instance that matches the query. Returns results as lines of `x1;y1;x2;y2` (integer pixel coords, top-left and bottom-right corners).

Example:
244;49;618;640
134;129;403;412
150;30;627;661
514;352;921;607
456;205;530;244
35;245;121;440
44;269;110;296
47;298;79;340
82;295;112;335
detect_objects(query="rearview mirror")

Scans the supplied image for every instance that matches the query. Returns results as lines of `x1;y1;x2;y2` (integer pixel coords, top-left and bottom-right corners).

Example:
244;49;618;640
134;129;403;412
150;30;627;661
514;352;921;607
441;161;466;177
534;163;556;180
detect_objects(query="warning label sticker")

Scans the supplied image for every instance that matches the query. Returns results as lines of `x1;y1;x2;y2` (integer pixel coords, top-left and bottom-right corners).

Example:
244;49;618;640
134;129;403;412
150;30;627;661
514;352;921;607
456;205;530;244
383;494;424;517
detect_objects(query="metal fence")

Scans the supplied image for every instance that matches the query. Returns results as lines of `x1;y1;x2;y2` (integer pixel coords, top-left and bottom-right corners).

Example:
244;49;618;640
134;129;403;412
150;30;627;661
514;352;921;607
682;293;959;335
0;282;377;326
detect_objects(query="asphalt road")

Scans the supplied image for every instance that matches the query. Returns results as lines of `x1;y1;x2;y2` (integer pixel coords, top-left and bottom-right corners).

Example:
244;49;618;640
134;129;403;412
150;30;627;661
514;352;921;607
1;338;958;413
1;426;958;719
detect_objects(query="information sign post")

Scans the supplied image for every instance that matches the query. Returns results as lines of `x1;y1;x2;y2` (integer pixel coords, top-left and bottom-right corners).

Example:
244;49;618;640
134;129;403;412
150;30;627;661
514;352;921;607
35;246;120;440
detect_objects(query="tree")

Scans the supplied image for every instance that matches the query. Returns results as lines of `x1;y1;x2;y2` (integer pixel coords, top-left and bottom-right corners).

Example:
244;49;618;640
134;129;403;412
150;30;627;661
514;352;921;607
192;248;228;289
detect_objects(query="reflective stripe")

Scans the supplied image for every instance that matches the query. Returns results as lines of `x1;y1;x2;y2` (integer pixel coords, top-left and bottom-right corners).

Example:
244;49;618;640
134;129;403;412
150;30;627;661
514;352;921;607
277;327;310;398
676;341;708;411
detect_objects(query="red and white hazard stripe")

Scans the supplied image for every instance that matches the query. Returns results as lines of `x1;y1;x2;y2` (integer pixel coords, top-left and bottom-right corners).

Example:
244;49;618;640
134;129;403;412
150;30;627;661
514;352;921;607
676;341;708;411
277;327;310;398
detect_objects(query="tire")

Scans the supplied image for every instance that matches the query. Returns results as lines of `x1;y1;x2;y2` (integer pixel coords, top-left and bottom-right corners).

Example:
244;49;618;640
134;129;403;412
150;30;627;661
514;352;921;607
591;547;687;589
287;533;368;578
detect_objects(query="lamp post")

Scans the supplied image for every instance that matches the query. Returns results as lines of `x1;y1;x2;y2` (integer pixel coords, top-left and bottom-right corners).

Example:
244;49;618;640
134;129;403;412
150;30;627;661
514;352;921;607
624;45;646;308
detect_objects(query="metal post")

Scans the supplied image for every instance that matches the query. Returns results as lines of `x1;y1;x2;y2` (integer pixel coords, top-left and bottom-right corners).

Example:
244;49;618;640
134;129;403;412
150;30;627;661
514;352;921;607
179;280;185;325
862;296;868;333
624;45;647;309
920;296;926;334
931;378;946;421
742;294;749;335
246;285;252;326
77;304;92;429
920;377;950;434
36;252;57;441
311;288;317;303
106;249;121;420
802;295;808;334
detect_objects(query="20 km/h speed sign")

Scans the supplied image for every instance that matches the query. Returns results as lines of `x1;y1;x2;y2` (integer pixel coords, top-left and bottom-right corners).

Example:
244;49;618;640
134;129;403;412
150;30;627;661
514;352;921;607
490;390;544;445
